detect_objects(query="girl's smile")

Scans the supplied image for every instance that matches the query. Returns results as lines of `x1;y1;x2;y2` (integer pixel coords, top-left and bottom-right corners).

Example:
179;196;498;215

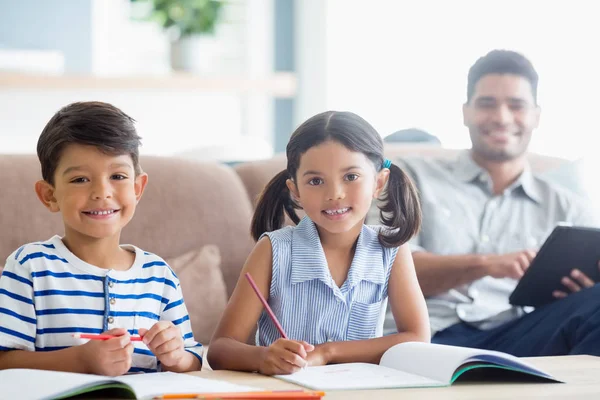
322;207;352;220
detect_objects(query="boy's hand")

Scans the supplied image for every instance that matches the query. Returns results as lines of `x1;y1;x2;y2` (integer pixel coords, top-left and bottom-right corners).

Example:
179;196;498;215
78;328;134;376
138;322;185;368
258;338;314;375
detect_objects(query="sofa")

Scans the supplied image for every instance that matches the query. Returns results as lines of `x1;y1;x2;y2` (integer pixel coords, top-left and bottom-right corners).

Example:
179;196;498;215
0;145;567;345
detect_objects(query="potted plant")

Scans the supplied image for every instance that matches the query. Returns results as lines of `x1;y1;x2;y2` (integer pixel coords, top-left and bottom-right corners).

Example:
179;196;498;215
131;0;224;73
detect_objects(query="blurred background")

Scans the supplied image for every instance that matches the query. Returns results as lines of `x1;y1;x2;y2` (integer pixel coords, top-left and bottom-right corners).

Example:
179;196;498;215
0;0;598;178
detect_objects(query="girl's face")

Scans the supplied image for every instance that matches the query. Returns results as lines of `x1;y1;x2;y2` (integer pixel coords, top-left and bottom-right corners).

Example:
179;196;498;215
286;140;389;236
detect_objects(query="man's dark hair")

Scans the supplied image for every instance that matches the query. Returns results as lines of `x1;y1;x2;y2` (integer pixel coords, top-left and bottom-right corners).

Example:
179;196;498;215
467;50;539;104
37;101;142;185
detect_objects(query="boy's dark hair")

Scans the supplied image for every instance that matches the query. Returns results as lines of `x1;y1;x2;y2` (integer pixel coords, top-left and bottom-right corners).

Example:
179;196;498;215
37;101;142;185
251;111;422;248
467;50;539;104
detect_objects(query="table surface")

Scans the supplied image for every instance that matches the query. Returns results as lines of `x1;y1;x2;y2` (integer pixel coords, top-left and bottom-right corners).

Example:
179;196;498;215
189;355;600;399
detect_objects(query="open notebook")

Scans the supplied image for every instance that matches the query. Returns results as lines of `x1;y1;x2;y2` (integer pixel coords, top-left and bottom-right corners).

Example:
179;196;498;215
276;342;562;390
0;369;261;400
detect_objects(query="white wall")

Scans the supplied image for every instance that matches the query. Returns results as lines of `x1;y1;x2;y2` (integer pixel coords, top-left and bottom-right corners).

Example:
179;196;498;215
0;0;276;161
0;90;241;156
296;0;600;160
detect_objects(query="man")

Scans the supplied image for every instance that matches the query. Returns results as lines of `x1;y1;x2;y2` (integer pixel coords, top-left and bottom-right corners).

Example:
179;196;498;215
383;49;600;356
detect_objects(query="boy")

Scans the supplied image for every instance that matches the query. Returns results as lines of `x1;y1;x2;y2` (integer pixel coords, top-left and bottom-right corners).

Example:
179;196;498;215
0;102;202;375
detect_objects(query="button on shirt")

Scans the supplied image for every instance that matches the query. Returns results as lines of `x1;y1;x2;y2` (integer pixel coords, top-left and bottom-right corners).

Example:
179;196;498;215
377;151;598;335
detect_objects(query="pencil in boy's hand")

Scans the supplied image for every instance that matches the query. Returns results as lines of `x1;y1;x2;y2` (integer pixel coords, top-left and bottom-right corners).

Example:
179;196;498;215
72;333;144;341
244;272;289;339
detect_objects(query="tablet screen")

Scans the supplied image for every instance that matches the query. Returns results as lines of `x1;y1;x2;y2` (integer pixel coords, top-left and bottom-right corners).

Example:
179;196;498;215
509;225;600;307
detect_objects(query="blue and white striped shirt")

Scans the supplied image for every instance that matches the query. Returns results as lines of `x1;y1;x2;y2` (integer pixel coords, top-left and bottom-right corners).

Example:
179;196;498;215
0;236;202;373
257;217;398;346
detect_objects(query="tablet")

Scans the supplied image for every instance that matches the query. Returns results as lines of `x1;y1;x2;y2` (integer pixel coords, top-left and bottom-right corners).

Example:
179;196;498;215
509;225;600;307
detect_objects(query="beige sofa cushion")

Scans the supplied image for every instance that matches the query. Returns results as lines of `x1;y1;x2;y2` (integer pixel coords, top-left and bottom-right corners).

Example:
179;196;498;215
234;155;305;227
234;155;286;207
0;155;64;262
121;157;255;296
167;245;226;345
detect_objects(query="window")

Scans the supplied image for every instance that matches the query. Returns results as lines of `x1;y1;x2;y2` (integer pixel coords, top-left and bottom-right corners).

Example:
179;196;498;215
307;0;599;160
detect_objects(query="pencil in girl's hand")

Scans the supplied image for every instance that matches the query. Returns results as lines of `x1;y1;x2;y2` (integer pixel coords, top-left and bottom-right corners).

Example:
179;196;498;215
72;333;144;341
245;272;288;339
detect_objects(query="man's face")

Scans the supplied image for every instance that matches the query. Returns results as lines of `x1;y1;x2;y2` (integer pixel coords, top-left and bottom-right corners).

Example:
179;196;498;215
463;74;541;162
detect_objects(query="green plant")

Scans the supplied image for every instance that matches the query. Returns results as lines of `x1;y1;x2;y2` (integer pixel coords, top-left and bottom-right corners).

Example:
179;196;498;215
131;0;224;37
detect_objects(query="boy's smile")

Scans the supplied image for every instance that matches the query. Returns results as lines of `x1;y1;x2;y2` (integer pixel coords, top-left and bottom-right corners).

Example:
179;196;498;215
35;144;147;245
82;208;120;219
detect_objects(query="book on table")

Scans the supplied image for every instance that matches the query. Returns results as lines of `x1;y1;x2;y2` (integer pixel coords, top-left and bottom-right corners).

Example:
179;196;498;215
276;342;562;390
0;369;263;400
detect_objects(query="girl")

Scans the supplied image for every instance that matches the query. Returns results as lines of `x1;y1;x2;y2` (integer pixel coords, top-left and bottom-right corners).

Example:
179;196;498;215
208;111;430;375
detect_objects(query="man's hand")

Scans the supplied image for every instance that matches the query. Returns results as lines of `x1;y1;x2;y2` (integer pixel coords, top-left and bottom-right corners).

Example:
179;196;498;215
482;250;537;280
553;262;600;299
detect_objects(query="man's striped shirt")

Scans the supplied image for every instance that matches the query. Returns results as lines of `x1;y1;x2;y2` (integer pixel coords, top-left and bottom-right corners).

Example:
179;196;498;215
0;236;202;373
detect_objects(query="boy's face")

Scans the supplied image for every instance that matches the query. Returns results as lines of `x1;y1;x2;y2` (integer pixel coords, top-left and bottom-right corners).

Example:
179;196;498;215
35;144;148;242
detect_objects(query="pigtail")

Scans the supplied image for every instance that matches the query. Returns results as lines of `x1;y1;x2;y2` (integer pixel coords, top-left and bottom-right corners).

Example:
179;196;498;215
250;170;301;241
378;163;422;247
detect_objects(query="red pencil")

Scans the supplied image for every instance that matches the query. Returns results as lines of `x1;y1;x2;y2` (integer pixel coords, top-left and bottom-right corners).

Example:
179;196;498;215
244;272;288;339
156;391;324;399
72;333;144;341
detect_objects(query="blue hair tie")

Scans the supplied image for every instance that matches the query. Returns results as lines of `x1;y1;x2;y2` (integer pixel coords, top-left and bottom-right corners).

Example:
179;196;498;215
382;159;392;169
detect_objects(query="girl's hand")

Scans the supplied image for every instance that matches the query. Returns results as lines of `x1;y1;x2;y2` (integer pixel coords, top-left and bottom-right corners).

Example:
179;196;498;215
139;322;186;368
78;328;134;376
306;343;330;367
258;338;314;375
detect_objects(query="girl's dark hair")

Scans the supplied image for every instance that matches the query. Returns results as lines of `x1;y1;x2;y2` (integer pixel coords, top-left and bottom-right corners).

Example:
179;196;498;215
37;101;142;185
250;111;422;247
